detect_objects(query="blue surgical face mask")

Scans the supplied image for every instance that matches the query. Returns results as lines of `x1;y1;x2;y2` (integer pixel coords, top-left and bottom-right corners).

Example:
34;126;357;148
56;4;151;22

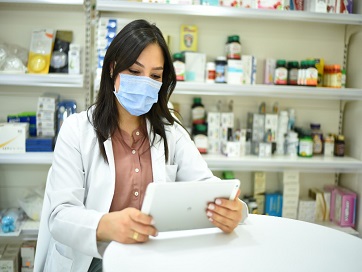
114;74;162;116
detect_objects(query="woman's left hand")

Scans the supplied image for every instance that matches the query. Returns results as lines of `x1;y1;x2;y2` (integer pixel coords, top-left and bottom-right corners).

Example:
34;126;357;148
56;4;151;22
206;189;243;233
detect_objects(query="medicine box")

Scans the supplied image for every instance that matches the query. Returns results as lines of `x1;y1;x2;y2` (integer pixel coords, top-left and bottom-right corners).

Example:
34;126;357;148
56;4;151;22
254;172;266;195
298;198;316;222
227;59;243;85
0;123;29;154
180;25;198;52
21;241;36;268
305;0;327;12
0;244;21;272
220;0;240;7
309;188;327;221
242;55;257;85
333;187;356;227
264;114;278;142
258;0;284;9
247;113;265;142
264;58;276;84
184;52;205;82
265;193;283;217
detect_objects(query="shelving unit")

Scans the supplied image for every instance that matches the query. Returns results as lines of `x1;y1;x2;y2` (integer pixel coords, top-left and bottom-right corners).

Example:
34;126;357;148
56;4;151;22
1;1;361;238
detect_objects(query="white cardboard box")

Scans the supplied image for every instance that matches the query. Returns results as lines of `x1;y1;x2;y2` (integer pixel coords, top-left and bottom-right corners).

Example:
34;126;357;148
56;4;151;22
0;123;29;153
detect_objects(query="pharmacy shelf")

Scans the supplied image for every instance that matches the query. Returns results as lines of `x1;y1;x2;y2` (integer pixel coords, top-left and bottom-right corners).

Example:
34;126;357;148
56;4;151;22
96;1;362;25
174;82;362;101
2;152;362;173
0;0;83;5
202;154;362;173
0;74;84;88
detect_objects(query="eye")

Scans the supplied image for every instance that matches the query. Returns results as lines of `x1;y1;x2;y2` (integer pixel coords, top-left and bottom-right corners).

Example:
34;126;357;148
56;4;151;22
152;74;162;80
128;68;140;75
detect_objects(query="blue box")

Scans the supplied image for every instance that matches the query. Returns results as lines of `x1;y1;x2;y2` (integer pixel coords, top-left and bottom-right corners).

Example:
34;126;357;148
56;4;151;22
265;193;283;217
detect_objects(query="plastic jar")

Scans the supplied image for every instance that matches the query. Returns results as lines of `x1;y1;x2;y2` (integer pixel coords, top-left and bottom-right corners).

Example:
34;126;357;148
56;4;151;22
323;134;334;157
334;134;345;157
330;64;342;88
287;61;299;85
226;35;241;60
205;62;216;83
173;52;185;81
298;134;313;158
286;131;299;156
305;60;318;87
191;97;205;125
310;123;323;155
274;59;288;85
215;56;227;83
192;123;208;154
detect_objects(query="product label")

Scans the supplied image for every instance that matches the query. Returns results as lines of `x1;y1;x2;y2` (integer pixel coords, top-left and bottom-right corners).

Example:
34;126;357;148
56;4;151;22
274;67;287;85
173;61;185;81
192;106;205;123
226;42;241;60
194;134;208;154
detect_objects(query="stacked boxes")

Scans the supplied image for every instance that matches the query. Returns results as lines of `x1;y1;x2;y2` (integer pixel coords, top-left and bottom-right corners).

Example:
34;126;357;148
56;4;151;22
207;112;221;154
0;243;21;272
220;112;235;156
253;172;266;214
281;171;300;219
36;94;59;137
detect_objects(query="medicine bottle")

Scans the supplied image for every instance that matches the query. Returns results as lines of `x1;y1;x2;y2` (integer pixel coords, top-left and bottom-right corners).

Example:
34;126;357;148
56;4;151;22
205;62;216;83
323;134;334;157
173;53;185;81
334;134;345;157
192;123;208;154
287;61;299;85
298;132;313;158
310;123;323;155
274;59;287;85
226;35;241;60
305;60;318;87
191;97;206;125
215;56;227;83
330;64;342;88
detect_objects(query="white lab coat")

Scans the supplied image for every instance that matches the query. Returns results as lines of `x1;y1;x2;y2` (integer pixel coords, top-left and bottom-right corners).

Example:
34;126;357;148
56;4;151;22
34;109;248;272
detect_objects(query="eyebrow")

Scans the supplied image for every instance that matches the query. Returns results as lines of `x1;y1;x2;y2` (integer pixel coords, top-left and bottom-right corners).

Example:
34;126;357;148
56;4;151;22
134;60;163;71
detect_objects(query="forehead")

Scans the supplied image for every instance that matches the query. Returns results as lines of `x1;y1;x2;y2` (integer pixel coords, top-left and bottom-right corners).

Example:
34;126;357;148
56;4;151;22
135;43;164;67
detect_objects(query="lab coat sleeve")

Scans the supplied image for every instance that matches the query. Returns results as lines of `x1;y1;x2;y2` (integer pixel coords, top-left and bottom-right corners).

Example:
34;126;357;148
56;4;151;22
47;113;105;258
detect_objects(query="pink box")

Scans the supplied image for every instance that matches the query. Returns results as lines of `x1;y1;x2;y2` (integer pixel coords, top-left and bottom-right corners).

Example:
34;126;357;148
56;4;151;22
332;187;357;227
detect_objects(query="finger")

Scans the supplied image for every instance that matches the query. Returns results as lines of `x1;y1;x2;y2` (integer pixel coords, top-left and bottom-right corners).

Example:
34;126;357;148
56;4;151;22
130;230;150;243
129;210;155;226
207;214;234;233
214;197;242;211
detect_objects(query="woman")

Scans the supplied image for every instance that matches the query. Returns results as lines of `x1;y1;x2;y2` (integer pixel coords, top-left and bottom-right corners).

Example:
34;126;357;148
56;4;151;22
34;19;248;272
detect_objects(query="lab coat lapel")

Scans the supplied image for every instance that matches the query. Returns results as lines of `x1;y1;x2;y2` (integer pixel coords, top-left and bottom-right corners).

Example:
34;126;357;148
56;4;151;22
147;120;166;183
103;138;116;210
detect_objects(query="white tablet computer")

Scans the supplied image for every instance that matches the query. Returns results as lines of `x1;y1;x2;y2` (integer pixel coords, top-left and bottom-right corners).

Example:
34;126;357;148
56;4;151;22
141;179;240;232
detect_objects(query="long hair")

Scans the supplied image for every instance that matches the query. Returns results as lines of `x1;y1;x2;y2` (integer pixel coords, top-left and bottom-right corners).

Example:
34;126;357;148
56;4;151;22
88;19;179;163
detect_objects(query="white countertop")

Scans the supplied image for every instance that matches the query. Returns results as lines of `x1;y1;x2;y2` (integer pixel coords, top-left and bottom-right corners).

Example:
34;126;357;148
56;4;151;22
103;214;362;272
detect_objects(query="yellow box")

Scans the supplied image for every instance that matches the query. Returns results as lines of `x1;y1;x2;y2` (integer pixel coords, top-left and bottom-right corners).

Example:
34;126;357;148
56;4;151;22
180;24;198;52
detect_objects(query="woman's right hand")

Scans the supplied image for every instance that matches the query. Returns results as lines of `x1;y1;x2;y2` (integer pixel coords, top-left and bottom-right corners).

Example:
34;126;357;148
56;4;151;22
96;208;158;244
